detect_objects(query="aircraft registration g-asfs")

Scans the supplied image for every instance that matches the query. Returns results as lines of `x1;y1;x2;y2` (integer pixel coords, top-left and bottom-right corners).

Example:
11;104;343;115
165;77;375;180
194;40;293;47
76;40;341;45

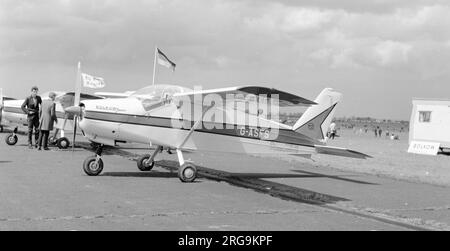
65;84;371;183
1;91;104;148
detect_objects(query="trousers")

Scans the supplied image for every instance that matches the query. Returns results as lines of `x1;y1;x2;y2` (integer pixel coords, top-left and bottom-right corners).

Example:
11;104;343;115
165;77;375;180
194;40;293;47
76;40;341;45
27;115;40;145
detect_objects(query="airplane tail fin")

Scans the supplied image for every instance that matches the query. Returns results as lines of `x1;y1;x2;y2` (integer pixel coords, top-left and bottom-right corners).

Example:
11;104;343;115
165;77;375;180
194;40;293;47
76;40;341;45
292;88;342;141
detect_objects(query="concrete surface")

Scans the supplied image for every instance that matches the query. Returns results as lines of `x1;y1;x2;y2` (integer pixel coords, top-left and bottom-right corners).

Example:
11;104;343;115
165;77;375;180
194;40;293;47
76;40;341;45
1;131;450;231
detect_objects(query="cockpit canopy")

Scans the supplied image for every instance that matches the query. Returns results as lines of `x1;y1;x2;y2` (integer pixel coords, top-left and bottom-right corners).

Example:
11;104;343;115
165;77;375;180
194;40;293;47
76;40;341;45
132;84;192;99
131;84;192;111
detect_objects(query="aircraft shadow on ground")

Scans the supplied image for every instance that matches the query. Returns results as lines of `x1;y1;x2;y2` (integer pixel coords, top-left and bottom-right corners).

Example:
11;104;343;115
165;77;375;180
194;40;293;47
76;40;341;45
156;160;352;205
101;171;178;179
79;145;379;205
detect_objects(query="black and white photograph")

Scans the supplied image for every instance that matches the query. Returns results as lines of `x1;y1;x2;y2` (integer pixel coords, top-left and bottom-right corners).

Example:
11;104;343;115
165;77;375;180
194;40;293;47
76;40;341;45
1;0;450;235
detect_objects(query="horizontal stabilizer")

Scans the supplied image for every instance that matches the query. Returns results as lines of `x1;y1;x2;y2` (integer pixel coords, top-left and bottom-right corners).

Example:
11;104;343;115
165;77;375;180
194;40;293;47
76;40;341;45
315;145;372;159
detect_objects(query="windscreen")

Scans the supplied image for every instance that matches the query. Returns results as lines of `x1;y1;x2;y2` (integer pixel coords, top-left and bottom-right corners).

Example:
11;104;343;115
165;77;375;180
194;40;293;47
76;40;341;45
132;84;192;111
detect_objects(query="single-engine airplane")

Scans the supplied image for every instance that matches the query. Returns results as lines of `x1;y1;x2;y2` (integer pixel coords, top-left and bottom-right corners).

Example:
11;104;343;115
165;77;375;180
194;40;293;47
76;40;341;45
2;91;104;148
65;84;371;183
0;94;16;133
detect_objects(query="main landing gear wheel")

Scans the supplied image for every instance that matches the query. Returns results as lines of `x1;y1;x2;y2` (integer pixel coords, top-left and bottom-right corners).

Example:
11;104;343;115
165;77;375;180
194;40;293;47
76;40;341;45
137;154;155;171
5;134;18;146
178;163;197;183
56;137;70;149
83;156;104;176
48;136;57;145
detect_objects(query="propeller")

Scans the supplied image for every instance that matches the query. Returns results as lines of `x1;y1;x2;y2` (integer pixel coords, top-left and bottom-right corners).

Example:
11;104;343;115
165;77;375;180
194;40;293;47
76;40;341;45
64;105;82;153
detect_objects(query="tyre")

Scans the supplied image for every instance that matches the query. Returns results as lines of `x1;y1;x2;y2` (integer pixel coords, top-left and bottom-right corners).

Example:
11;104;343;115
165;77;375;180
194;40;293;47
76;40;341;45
56;137;70;149
5;134;18;146
137;154;154;171
83;156;104;176
178;163;197;183
48;136;57;145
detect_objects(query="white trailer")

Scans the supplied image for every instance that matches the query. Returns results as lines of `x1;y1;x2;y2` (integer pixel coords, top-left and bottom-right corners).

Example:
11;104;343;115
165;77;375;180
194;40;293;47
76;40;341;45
408;99;450;155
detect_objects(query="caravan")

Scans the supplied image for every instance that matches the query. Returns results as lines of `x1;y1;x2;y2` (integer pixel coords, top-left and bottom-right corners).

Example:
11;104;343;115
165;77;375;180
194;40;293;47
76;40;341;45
408;99;450;155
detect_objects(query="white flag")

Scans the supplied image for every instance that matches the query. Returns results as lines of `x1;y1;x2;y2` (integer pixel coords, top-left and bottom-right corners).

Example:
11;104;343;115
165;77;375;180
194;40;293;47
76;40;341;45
81;73;106;89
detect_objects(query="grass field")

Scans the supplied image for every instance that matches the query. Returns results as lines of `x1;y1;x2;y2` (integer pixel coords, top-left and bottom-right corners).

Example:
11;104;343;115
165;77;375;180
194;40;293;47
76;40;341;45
275;129;450;187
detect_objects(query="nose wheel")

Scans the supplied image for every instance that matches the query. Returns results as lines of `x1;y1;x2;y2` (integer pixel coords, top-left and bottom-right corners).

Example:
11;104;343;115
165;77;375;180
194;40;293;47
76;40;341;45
83;156;104;176
83;144;104;176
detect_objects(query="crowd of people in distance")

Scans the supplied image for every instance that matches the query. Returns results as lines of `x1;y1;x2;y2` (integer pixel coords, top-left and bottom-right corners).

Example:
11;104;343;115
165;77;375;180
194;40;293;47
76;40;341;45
326;122;402;141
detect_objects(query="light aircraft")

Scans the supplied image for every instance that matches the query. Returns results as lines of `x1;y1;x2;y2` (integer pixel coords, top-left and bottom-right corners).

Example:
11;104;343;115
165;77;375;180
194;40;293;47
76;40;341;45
65;84;371;183
1;91;104;148
0;95;16;133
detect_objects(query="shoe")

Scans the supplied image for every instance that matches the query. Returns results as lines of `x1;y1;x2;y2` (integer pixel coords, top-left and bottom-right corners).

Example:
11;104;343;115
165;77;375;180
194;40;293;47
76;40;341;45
35;144;38;148
38;147;42;151
28;144;33;149
43;147;50;151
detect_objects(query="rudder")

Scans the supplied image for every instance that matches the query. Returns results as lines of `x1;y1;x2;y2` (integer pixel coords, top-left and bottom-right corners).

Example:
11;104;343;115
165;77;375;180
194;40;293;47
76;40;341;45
292;88;342;141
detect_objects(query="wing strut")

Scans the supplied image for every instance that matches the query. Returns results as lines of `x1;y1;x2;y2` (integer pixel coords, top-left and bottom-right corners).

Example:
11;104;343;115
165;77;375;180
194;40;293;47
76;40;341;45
177;104;214;150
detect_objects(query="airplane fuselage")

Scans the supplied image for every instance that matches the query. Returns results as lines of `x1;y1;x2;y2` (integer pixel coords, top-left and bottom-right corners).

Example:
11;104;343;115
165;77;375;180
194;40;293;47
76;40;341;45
79;97;322;155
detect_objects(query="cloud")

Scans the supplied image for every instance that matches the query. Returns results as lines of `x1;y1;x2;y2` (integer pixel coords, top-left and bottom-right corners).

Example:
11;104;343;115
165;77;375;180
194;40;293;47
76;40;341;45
373;40;412;66
1;0;450;119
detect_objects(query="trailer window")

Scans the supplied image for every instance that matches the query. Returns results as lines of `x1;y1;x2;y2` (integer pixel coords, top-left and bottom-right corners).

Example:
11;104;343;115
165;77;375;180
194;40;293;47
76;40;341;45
418;111;431;123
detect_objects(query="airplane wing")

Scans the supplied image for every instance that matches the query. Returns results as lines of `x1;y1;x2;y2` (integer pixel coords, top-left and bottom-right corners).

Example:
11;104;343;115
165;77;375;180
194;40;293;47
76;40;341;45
56;92;105;110
94;91;135;99
314;145;372;159
173;86;317;107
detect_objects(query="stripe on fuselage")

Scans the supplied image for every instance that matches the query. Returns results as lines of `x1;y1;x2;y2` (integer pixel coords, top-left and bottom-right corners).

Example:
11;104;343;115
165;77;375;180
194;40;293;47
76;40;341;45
84;110;319;147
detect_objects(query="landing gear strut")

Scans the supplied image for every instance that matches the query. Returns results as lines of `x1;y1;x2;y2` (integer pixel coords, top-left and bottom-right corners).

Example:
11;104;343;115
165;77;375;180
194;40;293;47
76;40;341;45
83;144;104;176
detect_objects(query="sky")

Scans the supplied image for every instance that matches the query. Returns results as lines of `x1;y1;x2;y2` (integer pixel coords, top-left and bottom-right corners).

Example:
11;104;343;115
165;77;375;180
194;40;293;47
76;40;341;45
1;0;450;120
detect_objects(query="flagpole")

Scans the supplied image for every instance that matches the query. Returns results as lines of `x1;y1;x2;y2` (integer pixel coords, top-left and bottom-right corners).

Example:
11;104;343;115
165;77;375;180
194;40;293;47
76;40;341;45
152;46;157;86
74;61;81;107
0;87;3;107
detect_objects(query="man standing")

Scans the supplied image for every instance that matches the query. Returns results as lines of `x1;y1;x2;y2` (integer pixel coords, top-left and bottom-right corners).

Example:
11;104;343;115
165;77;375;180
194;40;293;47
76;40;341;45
329;122;337;140
21;86;42;149
38;92;57;150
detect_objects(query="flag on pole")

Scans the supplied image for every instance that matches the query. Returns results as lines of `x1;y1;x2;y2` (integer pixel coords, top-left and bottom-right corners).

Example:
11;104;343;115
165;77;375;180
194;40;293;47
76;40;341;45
81;73;106;89
157;48;176;71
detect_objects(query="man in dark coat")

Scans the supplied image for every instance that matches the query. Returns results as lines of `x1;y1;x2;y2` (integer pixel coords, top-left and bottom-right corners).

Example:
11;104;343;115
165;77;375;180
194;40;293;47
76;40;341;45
21;86;42;149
